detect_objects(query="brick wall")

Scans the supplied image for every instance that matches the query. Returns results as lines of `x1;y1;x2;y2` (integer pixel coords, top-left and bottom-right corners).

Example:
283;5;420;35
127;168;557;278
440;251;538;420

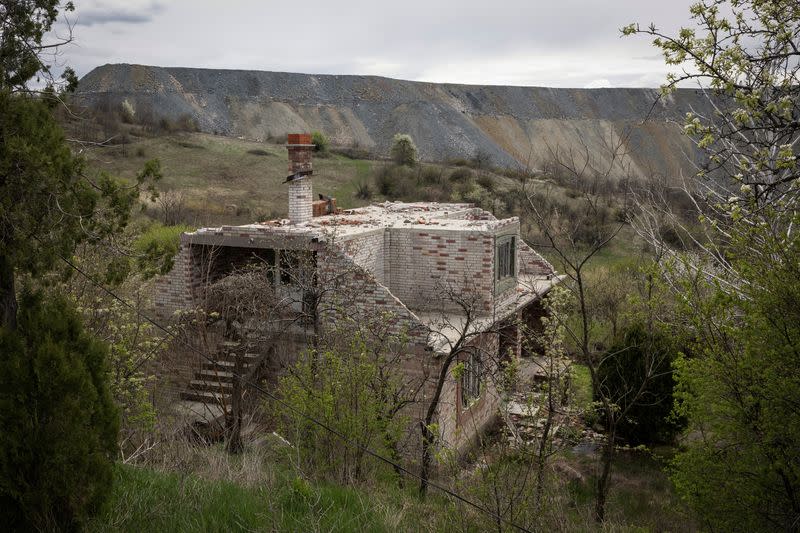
518;239;554;276
154;244;194;320
338;230;386;285
288;179;312;224
317;244;428;343
385;228;495;312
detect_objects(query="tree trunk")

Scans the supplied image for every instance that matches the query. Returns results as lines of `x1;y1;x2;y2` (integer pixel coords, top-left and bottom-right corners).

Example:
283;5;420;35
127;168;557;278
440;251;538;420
419;422;435;497
594;426;616;523
226;351;244;454
0;255;17;331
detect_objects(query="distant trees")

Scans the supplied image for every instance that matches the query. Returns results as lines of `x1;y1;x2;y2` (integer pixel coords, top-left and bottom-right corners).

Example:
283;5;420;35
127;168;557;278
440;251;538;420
390;133;419;166
626;1;800;530
0;290;118;531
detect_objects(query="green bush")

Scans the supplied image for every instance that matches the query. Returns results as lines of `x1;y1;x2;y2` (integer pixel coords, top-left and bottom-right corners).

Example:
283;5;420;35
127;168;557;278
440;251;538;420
390;133;418;166
311;131;329;153
0;290;119;531
375;166;396;197
133;223;192;279
597;323;685;445
476;173;495;192
421;165;444;186
274;337;406;484
449;167;474;183
355;181;373;200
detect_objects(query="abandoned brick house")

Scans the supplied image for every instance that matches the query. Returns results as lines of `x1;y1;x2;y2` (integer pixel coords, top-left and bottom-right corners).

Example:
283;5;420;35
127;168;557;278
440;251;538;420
154;133;560;455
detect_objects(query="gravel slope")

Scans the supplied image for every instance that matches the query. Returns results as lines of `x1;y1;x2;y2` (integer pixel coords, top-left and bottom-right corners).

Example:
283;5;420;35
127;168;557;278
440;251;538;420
76;63;711;177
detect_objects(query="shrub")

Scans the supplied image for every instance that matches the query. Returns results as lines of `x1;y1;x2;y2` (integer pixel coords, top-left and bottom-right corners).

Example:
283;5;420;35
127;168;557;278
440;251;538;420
355;181;373;200
449;167;474;184
274;337;406;483
0;290;119;531
390;133;418;167
246;148;271;157
120;99;136;124
597;323;685;445
421;165;444;185
375;166;396;197
134;223;192;279
311;131;329;153
476;173;495;192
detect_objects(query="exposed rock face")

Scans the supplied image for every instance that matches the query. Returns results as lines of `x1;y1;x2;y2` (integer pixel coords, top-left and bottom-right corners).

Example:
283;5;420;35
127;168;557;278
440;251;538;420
76;63;710;177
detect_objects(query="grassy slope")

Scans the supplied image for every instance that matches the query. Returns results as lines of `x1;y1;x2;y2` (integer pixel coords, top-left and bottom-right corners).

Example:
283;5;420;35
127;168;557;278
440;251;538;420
83;132;385;227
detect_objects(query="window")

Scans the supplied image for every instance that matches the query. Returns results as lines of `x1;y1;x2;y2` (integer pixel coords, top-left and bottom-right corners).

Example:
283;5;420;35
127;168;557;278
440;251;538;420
495;235;516;281
461;350;482;407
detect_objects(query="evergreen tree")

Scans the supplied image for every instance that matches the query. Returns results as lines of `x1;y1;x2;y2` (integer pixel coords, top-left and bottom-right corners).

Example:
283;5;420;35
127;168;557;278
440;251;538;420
0;290;118;531
597;323;684;445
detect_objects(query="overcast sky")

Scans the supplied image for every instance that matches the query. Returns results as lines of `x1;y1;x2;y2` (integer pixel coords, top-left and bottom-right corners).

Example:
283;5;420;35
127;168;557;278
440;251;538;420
53;0;699;88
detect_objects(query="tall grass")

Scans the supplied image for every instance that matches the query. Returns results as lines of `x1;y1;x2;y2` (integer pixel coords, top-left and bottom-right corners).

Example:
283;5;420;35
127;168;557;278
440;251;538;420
87;464;389;532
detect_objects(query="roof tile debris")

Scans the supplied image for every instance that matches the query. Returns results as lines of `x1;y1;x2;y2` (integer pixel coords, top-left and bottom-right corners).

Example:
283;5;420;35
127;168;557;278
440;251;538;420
189;201;518;242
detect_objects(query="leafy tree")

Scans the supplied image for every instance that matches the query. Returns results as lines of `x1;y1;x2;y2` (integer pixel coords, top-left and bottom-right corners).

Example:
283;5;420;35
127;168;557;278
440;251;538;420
0;1;161;330
0;0;77;92
0;289;118;531
626;1;800;529
390;133;419;166
311;130;329;153
667;230;800;531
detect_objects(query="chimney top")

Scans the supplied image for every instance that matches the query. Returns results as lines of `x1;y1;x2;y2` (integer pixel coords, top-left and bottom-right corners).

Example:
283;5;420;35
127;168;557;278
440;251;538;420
286;133;314;176
286;133;314;147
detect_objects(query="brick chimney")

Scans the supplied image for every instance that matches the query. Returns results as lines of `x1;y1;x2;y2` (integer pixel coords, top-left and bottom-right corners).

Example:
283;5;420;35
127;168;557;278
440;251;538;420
285;133;314;224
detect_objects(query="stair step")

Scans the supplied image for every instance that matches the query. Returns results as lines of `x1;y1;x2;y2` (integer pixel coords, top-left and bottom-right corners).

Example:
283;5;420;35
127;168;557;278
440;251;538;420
196;369;235;382
190;379;233;392
220;341;241;348
201;361;236;372
180;389;229;404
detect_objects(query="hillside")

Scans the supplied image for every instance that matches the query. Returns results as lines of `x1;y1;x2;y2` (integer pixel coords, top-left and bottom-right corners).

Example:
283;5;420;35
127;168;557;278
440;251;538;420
75;64;710;179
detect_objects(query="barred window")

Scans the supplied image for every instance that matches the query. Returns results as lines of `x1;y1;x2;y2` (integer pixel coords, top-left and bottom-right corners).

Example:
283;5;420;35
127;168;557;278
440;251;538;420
461;350;482;407
495;236;516;281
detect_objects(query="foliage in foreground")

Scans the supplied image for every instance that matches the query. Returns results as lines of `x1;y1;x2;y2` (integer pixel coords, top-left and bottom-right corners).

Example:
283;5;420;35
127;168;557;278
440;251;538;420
274;336;408;484
669;232;800;532
0;290;118;531
625;0;800;529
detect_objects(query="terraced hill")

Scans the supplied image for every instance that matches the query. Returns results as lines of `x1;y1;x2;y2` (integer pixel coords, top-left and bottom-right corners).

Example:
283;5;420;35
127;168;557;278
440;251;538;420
76;64;711;178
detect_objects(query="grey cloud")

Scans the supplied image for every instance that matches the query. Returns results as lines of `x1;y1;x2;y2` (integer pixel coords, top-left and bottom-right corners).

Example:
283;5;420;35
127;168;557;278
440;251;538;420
61;0;699;88
75;3;163;27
